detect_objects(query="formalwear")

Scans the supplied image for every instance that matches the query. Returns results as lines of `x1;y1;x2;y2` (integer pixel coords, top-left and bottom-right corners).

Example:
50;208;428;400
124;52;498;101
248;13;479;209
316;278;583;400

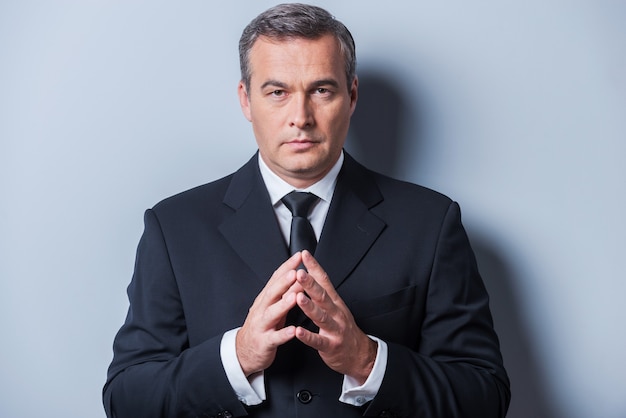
103;152;510;418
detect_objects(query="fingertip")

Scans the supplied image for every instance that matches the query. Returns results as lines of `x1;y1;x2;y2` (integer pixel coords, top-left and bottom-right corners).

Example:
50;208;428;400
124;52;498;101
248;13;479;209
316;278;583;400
295;268;308;282
273;326;295;346
301;251;320;271
295;326;307;339
296;291;309;305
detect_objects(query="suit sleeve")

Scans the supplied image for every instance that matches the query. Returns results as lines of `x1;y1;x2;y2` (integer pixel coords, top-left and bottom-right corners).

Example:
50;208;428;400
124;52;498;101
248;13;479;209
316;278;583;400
103;209;248;418
365;202;511;418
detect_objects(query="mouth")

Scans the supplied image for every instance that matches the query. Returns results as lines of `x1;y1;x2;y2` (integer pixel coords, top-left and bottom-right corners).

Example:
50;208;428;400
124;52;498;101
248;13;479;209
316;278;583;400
287;138;316;144
284;138;319;150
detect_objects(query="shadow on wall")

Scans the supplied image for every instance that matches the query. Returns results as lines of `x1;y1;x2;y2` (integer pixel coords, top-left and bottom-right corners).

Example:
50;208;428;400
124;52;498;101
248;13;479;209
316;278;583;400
346;70;562;418
471;234;563;418
345;71;411;178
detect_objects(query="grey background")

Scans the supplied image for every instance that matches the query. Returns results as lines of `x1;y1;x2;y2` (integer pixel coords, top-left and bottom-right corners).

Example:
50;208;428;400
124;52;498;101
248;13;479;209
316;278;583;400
1;1;625;417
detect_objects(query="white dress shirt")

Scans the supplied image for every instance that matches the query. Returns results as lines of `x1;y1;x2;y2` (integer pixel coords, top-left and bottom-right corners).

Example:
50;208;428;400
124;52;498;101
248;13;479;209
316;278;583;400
219;151;388;407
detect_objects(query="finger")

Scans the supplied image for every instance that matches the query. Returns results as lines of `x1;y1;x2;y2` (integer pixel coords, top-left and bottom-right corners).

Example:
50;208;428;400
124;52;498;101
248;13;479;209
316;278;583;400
295;268;333;309
277;251;304;275
269;252;302;289
301;251;348;308
296;291;335;331
276;276;305;308
236;325;296;376
252;271;295;312
262;292;297;329
257;254;302;305
242;324;296;349
283;280;305;301
269;325;297;347
300;251;329;284
295;325;329;351
301;251;336;295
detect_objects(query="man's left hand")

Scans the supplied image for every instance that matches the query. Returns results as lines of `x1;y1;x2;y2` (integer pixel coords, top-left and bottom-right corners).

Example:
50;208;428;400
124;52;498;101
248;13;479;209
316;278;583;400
294;250;377;385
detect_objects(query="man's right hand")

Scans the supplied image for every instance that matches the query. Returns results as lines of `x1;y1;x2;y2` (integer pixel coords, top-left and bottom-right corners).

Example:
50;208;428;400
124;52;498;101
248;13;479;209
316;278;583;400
235;252;303;376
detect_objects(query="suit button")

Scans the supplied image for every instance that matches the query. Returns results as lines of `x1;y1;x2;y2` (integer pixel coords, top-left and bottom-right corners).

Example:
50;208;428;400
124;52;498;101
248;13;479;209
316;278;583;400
297;389;313;404
216;412;232;418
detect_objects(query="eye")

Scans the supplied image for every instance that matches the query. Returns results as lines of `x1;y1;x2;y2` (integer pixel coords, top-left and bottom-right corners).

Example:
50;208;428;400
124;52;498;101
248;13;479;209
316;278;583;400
316;88;329;94
271;90;285;97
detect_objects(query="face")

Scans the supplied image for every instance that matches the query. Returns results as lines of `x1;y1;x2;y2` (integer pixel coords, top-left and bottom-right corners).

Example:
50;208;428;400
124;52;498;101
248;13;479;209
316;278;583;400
238;34;358;188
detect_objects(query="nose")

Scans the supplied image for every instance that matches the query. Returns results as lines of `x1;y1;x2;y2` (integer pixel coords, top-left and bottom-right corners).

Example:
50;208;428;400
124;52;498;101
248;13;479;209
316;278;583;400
289;94;314;129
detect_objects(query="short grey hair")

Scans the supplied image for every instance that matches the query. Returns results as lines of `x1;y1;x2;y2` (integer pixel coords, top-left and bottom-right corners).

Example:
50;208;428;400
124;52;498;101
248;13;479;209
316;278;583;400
239;3;356;92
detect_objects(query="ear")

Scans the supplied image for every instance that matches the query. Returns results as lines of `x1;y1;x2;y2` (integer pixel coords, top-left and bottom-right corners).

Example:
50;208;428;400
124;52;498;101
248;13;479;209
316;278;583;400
238;81;252;122
349;76;358;116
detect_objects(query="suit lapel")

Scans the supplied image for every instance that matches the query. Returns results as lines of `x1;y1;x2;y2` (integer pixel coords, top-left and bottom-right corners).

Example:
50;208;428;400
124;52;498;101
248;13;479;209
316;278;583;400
315;153;386;290
218;153;386;290
218;155;289;283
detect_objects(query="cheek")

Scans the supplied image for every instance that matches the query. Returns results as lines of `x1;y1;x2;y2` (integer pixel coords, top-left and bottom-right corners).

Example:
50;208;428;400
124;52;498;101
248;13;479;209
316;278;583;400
251;117;282;149
326;108;352;134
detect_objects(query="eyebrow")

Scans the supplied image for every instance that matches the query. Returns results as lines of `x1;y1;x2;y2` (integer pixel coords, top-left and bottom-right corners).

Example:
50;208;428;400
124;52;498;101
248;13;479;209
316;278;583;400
260;80;288;90
311;79;340;89
259;78;341;90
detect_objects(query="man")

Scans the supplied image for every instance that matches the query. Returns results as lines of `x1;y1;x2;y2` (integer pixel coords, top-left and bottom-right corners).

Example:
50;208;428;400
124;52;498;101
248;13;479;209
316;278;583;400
103;4;510;417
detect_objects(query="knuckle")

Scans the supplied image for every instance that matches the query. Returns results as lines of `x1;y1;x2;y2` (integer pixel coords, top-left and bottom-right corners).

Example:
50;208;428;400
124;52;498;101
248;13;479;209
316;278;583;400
318;309;328;323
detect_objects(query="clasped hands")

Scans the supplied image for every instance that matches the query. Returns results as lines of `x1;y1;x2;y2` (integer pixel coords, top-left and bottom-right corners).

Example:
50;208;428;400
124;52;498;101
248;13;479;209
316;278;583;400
236;250;377;385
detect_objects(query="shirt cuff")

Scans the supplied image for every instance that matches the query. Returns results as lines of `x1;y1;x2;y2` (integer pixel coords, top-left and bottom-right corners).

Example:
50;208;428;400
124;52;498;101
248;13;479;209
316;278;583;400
219;328;266;405
338;335;388;407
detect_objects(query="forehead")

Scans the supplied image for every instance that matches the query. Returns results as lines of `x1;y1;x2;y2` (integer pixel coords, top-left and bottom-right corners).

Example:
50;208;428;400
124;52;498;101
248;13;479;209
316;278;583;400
248;34;346;86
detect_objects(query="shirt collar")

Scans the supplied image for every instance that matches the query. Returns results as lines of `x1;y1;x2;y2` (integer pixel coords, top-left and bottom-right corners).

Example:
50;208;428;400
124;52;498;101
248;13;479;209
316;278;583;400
258;151;344;207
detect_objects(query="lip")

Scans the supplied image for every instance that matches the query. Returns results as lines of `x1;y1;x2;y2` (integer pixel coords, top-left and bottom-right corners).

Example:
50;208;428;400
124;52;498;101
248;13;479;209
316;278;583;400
284;138;318;150
286;138;315;143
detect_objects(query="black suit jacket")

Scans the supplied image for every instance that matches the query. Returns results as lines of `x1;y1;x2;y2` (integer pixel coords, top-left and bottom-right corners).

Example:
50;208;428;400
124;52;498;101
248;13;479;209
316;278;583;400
104;152;510;418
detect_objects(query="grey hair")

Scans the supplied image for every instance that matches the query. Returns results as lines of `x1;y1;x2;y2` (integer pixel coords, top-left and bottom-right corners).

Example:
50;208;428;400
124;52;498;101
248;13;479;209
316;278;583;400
239;3;356;92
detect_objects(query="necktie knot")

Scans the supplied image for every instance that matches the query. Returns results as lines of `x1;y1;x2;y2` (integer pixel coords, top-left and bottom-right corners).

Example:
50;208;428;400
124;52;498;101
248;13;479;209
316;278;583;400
281;191;318;218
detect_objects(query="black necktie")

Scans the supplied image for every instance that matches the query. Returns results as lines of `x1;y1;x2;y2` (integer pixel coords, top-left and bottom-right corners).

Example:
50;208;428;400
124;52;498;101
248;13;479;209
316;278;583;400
281;191;319;255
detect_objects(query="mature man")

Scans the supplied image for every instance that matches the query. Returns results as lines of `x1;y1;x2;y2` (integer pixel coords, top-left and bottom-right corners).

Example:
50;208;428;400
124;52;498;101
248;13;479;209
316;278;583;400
104;4;510;417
